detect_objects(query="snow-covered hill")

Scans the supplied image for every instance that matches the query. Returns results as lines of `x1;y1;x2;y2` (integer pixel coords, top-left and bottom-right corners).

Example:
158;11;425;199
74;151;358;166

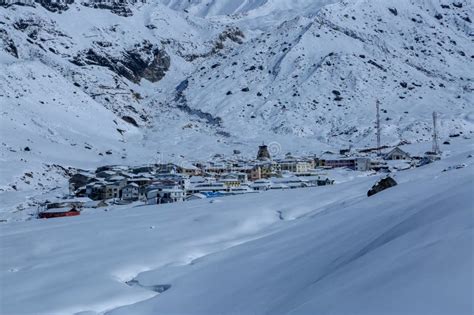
0;2;238;202
167;0;473;147
1;140;472;314
1;0;473;213
158;0;336;22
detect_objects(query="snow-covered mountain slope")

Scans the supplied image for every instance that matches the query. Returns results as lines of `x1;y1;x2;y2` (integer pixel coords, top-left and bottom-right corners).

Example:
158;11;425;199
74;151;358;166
158;0;336;21
167;0;473;148
1;140;472;315
1;0;473;213
0;2;243;200
0;59;140;203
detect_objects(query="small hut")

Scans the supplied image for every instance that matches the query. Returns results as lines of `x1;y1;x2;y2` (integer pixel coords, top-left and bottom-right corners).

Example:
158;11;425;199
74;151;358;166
384;147;410;160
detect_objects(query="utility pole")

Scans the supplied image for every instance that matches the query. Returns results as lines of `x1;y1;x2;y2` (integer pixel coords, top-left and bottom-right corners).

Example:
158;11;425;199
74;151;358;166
376;99;381;156
432;111;440;154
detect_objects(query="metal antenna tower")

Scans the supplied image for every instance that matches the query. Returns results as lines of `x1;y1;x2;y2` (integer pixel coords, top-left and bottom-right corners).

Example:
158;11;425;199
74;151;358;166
376;99;381;156
432;111;440;154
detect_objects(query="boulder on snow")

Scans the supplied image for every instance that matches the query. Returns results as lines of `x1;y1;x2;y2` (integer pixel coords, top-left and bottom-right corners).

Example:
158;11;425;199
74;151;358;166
367;176;397;197
122;116;138;127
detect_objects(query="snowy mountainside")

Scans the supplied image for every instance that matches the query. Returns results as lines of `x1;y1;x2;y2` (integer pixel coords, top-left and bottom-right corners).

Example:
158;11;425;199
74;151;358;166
158;0;337;20
0;2;243;200
167;0;473;148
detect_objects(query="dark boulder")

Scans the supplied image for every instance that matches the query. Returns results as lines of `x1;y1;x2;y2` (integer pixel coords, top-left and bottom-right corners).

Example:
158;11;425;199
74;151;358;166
367;176;397;197
122;116;138;127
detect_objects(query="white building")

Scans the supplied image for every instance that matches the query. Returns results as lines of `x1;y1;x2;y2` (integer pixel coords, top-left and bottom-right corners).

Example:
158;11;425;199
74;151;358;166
146;186;185;205
187;182;227;194
278;159;313;173
250;179;272;191
384;147;411;160
122;183;139;201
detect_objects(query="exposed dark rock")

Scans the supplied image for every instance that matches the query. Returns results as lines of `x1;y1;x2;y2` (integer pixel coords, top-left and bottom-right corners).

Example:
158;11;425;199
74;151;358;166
388;8;398;16
184;27;244;61
241;87;250;92
122;116;138;127
217;27;245;45
37;0;72;13
82;2;133;17
0;29;18;58
71;40;170;84
367;60;386;72
367;176;398;197
94;41;113;48
13;19;32;31
176;79;189;93
24;146;31;152
216;130;231;137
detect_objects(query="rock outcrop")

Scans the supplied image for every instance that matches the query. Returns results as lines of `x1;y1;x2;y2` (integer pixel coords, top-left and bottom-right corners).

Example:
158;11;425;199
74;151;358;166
71;40;170;84
368;177;398;197
0;29;18;58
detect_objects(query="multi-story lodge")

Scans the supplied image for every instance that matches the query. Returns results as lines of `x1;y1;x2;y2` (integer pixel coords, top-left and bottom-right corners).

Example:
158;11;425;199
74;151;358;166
318;157;371;171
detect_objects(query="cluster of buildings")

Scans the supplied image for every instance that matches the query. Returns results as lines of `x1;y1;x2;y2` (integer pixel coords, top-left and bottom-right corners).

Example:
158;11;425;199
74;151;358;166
65;144;417;207
68;162;334;206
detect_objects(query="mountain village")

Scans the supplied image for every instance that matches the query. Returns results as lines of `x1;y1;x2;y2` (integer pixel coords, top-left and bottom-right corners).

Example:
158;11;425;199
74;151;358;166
37;139;443;218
